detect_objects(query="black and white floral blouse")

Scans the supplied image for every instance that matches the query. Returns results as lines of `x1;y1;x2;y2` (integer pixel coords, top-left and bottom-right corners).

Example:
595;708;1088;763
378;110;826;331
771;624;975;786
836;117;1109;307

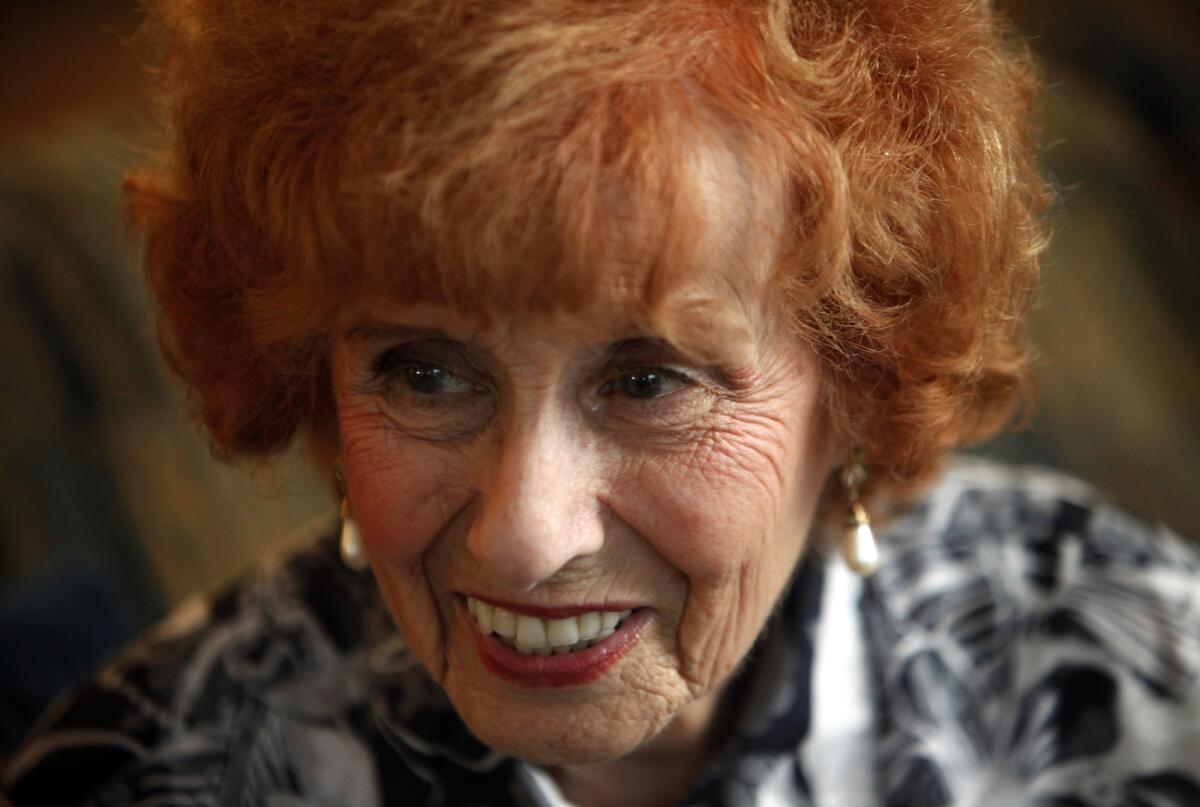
4;459;1199;806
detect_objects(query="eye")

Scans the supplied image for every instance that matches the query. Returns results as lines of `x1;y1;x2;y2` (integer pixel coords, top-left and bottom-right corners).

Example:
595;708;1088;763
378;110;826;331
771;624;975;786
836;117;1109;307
369;345;481;397
602;368;690;400
589;362;716;432
360;343;495;440
402;363;477;395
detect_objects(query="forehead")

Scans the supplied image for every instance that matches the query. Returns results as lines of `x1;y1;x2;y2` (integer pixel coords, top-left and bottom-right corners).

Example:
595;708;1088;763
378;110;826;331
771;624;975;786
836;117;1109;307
349;134;787;367
342;290;756;371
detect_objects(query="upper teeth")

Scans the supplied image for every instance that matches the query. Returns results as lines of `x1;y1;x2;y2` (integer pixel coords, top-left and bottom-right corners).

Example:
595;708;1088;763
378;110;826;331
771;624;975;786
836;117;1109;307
467;596;633;656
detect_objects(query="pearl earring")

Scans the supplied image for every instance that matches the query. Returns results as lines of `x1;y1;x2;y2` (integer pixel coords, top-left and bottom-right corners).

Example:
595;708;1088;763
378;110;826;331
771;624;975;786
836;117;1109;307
340;498;370;571
841;448;879;576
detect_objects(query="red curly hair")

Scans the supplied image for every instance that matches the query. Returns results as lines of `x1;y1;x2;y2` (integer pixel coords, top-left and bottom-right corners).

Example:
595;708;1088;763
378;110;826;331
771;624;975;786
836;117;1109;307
126;0;1048;500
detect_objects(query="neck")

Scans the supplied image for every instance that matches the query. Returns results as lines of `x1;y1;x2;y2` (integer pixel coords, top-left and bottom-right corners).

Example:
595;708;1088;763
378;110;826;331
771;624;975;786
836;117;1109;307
548;677;745;807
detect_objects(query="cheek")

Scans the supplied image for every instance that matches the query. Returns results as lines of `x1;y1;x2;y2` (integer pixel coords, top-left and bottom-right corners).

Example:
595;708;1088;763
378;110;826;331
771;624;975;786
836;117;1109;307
618;405;824;580
608;398;830;688
338;404;472;561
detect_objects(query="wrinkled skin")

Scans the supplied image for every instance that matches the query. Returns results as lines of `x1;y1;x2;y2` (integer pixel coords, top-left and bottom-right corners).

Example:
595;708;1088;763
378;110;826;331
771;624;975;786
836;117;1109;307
332;293;836;791
333;126;834;804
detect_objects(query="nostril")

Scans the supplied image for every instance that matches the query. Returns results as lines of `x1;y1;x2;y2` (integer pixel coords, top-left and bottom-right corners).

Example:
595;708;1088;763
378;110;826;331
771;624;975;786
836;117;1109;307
468;432;606;585
466;503;605;589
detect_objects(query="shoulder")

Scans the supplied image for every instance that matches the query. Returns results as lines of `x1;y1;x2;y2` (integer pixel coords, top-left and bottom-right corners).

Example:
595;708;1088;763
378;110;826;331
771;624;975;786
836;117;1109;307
865;457;1200;806
873;457;1199;625
3;527;521;807
1;525;392;806
875;457;1199;601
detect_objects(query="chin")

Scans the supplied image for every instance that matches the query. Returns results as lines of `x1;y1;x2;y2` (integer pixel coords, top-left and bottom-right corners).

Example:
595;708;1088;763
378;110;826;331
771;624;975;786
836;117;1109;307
466;713;653;767
487;736;628;767
448;684;678;767
439;613;696;766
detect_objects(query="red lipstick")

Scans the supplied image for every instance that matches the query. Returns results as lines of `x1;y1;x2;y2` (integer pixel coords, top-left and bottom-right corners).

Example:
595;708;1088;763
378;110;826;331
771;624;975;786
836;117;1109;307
462;602;651;688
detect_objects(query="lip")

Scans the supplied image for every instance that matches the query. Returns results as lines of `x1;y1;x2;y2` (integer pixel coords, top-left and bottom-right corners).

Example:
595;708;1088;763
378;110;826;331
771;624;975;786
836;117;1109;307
463;593;644;620
461;599;652;688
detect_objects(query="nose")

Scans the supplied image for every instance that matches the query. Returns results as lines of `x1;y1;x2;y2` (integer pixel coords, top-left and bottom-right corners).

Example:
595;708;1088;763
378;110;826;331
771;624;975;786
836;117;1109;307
466;413;605;589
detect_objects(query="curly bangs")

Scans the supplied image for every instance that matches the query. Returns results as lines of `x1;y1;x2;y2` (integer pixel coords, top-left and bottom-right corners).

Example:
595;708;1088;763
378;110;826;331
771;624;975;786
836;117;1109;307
126;0;1048;496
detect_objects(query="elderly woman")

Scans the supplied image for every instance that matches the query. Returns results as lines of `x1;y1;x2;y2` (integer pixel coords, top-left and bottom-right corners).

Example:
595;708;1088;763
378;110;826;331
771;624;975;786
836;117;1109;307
5;0;1199;805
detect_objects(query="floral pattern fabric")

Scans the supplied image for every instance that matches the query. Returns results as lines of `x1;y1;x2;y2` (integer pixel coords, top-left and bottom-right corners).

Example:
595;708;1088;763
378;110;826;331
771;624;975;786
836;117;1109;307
2;458;1198;806
865;462;1200;807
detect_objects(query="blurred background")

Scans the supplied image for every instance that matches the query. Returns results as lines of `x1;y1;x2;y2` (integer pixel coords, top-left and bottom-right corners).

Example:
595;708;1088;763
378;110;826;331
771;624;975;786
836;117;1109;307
0;0;1197;759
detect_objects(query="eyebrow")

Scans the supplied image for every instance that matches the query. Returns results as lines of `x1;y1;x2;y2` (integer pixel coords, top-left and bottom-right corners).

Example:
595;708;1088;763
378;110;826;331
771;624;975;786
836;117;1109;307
342;322;455;343
343;320;737;370
607;336;680;357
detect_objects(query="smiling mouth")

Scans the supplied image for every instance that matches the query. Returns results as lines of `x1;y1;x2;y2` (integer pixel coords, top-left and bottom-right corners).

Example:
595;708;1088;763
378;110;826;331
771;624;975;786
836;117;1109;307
466;596;636;656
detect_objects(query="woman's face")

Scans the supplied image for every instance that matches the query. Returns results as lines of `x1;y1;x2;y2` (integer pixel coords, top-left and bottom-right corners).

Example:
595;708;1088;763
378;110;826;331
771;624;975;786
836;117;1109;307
333;294;835;765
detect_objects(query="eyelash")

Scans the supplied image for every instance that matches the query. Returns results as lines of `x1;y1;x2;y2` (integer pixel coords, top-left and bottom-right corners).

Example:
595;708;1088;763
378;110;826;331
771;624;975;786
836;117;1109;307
598;367;695;401
369;343;699;392
369;347;426;380
361;343;711;432
368;349;480;402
